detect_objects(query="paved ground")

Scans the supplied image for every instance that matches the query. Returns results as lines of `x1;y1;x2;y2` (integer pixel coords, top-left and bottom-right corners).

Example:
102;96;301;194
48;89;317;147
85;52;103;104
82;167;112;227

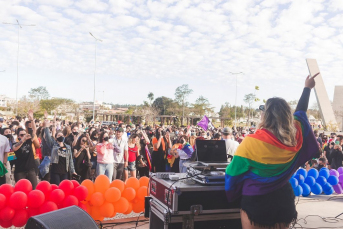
1;194;343;228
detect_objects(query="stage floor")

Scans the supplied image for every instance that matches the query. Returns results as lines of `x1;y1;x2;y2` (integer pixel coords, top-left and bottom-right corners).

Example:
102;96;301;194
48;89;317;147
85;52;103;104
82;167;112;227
2;194;342;228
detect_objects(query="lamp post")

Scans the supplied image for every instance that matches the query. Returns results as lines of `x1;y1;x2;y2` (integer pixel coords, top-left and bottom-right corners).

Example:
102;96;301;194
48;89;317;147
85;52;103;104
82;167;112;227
89;32;102;121
3;20;35;116
229;72;244;128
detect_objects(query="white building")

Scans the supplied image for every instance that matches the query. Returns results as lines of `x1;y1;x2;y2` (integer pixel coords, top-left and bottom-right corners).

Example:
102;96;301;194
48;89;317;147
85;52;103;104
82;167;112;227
0;95;14;108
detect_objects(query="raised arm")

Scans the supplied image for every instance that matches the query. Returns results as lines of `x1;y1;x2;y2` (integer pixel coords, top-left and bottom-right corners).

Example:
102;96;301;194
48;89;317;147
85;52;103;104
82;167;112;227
295;73;319;112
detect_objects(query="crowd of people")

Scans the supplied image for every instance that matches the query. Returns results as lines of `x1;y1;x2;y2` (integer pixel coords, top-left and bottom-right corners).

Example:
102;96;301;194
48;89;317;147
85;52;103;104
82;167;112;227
0;108;342;189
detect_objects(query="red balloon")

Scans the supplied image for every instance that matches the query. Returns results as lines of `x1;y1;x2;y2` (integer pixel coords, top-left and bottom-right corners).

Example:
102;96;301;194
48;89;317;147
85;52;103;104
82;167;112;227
49;189;65;205
12;208;29;227
0;194;6;210
0;184;14;199
36;181;52;198
39;201;58;214
59;180;74;196
78;202;87;212
51;184;59;191
0;206;15;221
14;179;32;194
0;219;12;228
9;191;27;210
62;195;79;208
71;180;80;189
27;190;45;208
28;207;40;218
73;186;88;201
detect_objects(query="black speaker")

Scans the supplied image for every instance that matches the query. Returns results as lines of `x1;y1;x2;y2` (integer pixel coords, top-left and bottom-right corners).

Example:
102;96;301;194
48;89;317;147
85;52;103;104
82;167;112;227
25;206;98;229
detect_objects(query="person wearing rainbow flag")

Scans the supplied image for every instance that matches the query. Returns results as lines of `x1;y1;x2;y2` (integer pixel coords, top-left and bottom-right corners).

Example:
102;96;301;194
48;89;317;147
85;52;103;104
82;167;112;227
225;73;321;229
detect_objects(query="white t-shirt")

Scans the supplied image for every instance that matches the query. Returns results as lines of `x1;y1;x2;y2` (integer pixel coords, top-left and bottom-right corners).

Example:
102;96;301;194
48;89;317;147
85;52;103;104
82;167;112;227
0;135;11;163
113;136;128;164
224;138;239;158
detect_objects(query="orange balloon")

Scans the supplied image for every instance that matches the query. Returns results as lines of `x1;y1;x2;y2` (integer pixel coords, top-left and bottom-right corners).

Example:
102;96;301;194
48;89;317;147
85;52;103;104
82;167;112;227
126;177;140;190
123;203;132;215
110;180;125;193
132;200;144;213
104;187;121;203
132;197;140;204
113;197;129;213
90;192;105;207
139;176;149;187
99;202;114;218
94;175;110;194
91;206;105;221
109;209;117;218
86;204;92;214
137;186;147;201
122;187;136;202
81;179;94;201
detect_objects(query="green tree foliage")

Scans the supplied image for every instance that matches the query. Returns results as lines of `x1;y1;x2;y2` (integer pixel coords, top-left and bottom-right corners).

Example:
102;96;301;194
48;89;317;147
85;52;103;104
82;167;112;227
192;96;213;116
147;92;154;106
174;84;193;119
28;86;50;100
243;93;257;123
152;96;174;115
40;98;74;114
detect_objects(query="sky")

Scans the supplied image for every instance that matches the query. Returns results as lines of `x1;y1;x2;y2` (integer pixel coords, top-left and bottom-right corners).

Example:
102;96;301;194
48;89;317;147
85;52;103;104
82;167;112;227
1;0;343;112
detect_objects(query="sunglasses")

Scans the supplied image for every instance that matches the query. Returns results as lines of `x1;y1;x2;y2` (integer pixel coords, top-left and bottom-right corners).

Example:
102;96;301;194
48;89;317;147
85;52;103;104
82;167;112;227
19;134;25;137
259;105;265;111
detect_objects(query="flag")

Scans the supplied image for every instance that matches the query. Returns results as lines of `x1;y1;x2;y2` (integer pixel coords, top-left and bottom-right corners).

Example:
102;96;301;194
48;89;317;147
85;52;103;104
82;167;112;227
197;115;215;131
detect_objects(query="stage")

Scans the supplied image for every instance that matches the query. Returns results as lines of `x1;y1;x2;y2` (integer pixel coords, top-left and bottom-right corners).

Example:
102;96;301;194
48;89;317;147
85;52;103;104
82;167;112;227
1;194;342;228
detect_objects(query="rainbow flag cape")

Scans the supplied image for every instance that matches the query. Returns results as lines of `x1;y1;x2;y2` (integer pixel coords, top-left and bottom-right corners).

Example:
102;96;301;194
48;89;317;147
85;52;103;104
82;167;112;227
225;111;319;201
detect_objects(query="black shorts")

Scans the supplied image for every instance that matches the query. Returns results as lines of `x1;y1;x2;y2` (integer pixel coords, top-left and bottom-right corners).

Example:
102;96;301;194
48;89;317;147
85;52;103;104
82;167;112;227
241;183;297;228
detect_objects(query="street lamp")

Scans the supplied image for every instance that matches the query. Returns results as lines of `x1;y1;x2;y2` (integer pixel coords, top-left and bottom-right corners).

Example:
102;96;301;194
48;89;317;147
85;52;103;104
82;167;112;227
3;20;35;116
229;72;244;128
89;32;102;121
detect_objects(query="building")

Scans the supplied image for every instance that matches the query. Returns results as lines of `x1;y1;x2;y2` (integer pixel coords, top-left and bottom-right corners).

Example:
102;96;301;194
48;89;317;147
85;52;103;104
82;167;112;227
333;85;343;131
0;95;14;108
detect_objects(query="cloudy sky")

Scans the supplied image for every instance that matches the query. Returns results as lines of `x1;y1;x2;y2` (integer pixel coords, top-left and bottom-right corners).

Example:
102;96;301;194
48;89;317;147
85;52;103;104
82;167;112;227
1;0;343;111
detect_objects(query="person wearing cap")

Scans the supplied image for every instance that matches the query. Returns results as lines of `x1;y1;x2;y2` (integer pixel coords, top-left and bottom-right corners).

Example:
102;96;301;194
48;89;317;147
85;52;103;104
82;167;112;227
222;127;239;161
113;127;128;180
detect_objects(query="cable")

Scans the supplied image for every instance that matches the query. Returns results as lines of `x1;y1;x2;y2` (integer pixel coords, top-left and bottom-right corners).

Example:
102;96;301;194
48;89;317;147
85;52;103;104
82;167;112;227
289;215;343;229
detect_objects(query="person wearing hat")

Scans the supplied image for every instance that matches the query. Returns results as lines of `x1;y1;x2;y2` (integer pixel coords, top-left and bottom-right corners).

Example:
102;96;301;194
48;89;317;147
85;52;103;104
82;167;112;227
222;127;239;161
113;127;128;180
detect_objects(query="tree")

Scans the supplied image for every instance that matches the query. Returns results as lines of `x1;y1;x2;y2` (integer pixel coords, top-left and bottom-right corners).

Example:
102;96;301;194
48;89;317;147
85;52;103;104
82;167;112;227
243;93;256;123
147;92;154;106
174;84;193;124
28;86;50;100
40;98;74;114
192;96;214;116
152;96;175;115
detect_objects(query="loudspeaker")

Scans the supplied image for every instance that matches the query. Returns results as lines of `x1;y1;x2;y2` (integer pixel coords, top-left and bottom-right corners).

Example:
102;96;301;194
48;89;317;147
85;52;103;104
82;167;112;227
25;206;98;229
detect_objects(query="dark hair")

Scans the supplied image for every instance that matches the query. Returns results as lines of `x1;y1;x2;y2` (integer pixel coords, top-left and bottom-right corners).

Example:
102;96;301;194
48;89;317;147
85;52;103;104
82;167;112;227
99;131;107;143
36;126;43;138
90;130;99;141
17;128;25;135
75;134;88;149
12;121;19;126
214;133;221;139
25;120;31;129
319;158;326;163
71;123;78;131
55;130;63;138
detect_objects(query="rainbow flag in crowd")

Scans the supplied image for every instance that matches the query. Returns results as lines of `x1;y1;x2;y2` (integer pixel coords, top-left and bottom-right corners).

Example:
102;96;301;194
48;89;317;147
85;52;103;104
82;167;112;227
225;111;319;201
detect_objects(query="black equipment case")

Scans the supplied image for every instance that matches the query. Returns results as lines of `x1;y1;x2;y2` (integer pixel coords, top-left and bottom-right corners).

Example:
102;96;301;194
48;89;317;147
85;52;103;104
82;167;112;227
149;175;242;229
150;198;242;229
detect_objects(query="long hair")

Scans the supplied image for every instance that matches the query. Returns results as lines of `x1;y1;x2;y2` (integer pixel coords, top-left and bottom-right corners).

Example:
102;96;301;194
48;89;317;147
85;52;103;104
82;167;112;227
128;133;141;151
63;126;72;137
258;97;297;146
75;134;88;149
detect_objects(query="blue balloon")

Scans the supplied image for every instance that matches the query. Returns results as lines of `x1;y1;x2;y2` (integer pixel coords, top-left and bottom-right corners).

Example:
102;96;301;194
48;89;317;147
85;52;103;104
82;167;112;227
327;176;339;186
304;176;315;187
316;176;327;186
290;178;299;189
324;187;334;195
295;174;305;185
296;168;307;178
308;168;319;179
319;169;330;179
322;182;332;192
294;185;303;196
301;183;311;197
311;183;323;195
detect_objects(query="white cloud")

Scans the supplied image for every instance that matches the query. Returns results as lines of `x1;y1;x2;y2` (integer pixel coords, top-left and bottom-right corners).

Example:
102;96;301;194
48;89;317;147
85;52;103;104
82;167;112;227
1;0;343;110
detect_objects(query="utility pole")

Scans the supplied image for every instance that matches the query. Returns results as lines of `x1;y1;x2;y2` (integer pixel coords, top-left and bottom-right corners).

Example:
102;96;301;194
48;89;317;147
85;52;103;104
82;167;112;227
89;32;102;121
229;72;244;128
3;20;35;116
